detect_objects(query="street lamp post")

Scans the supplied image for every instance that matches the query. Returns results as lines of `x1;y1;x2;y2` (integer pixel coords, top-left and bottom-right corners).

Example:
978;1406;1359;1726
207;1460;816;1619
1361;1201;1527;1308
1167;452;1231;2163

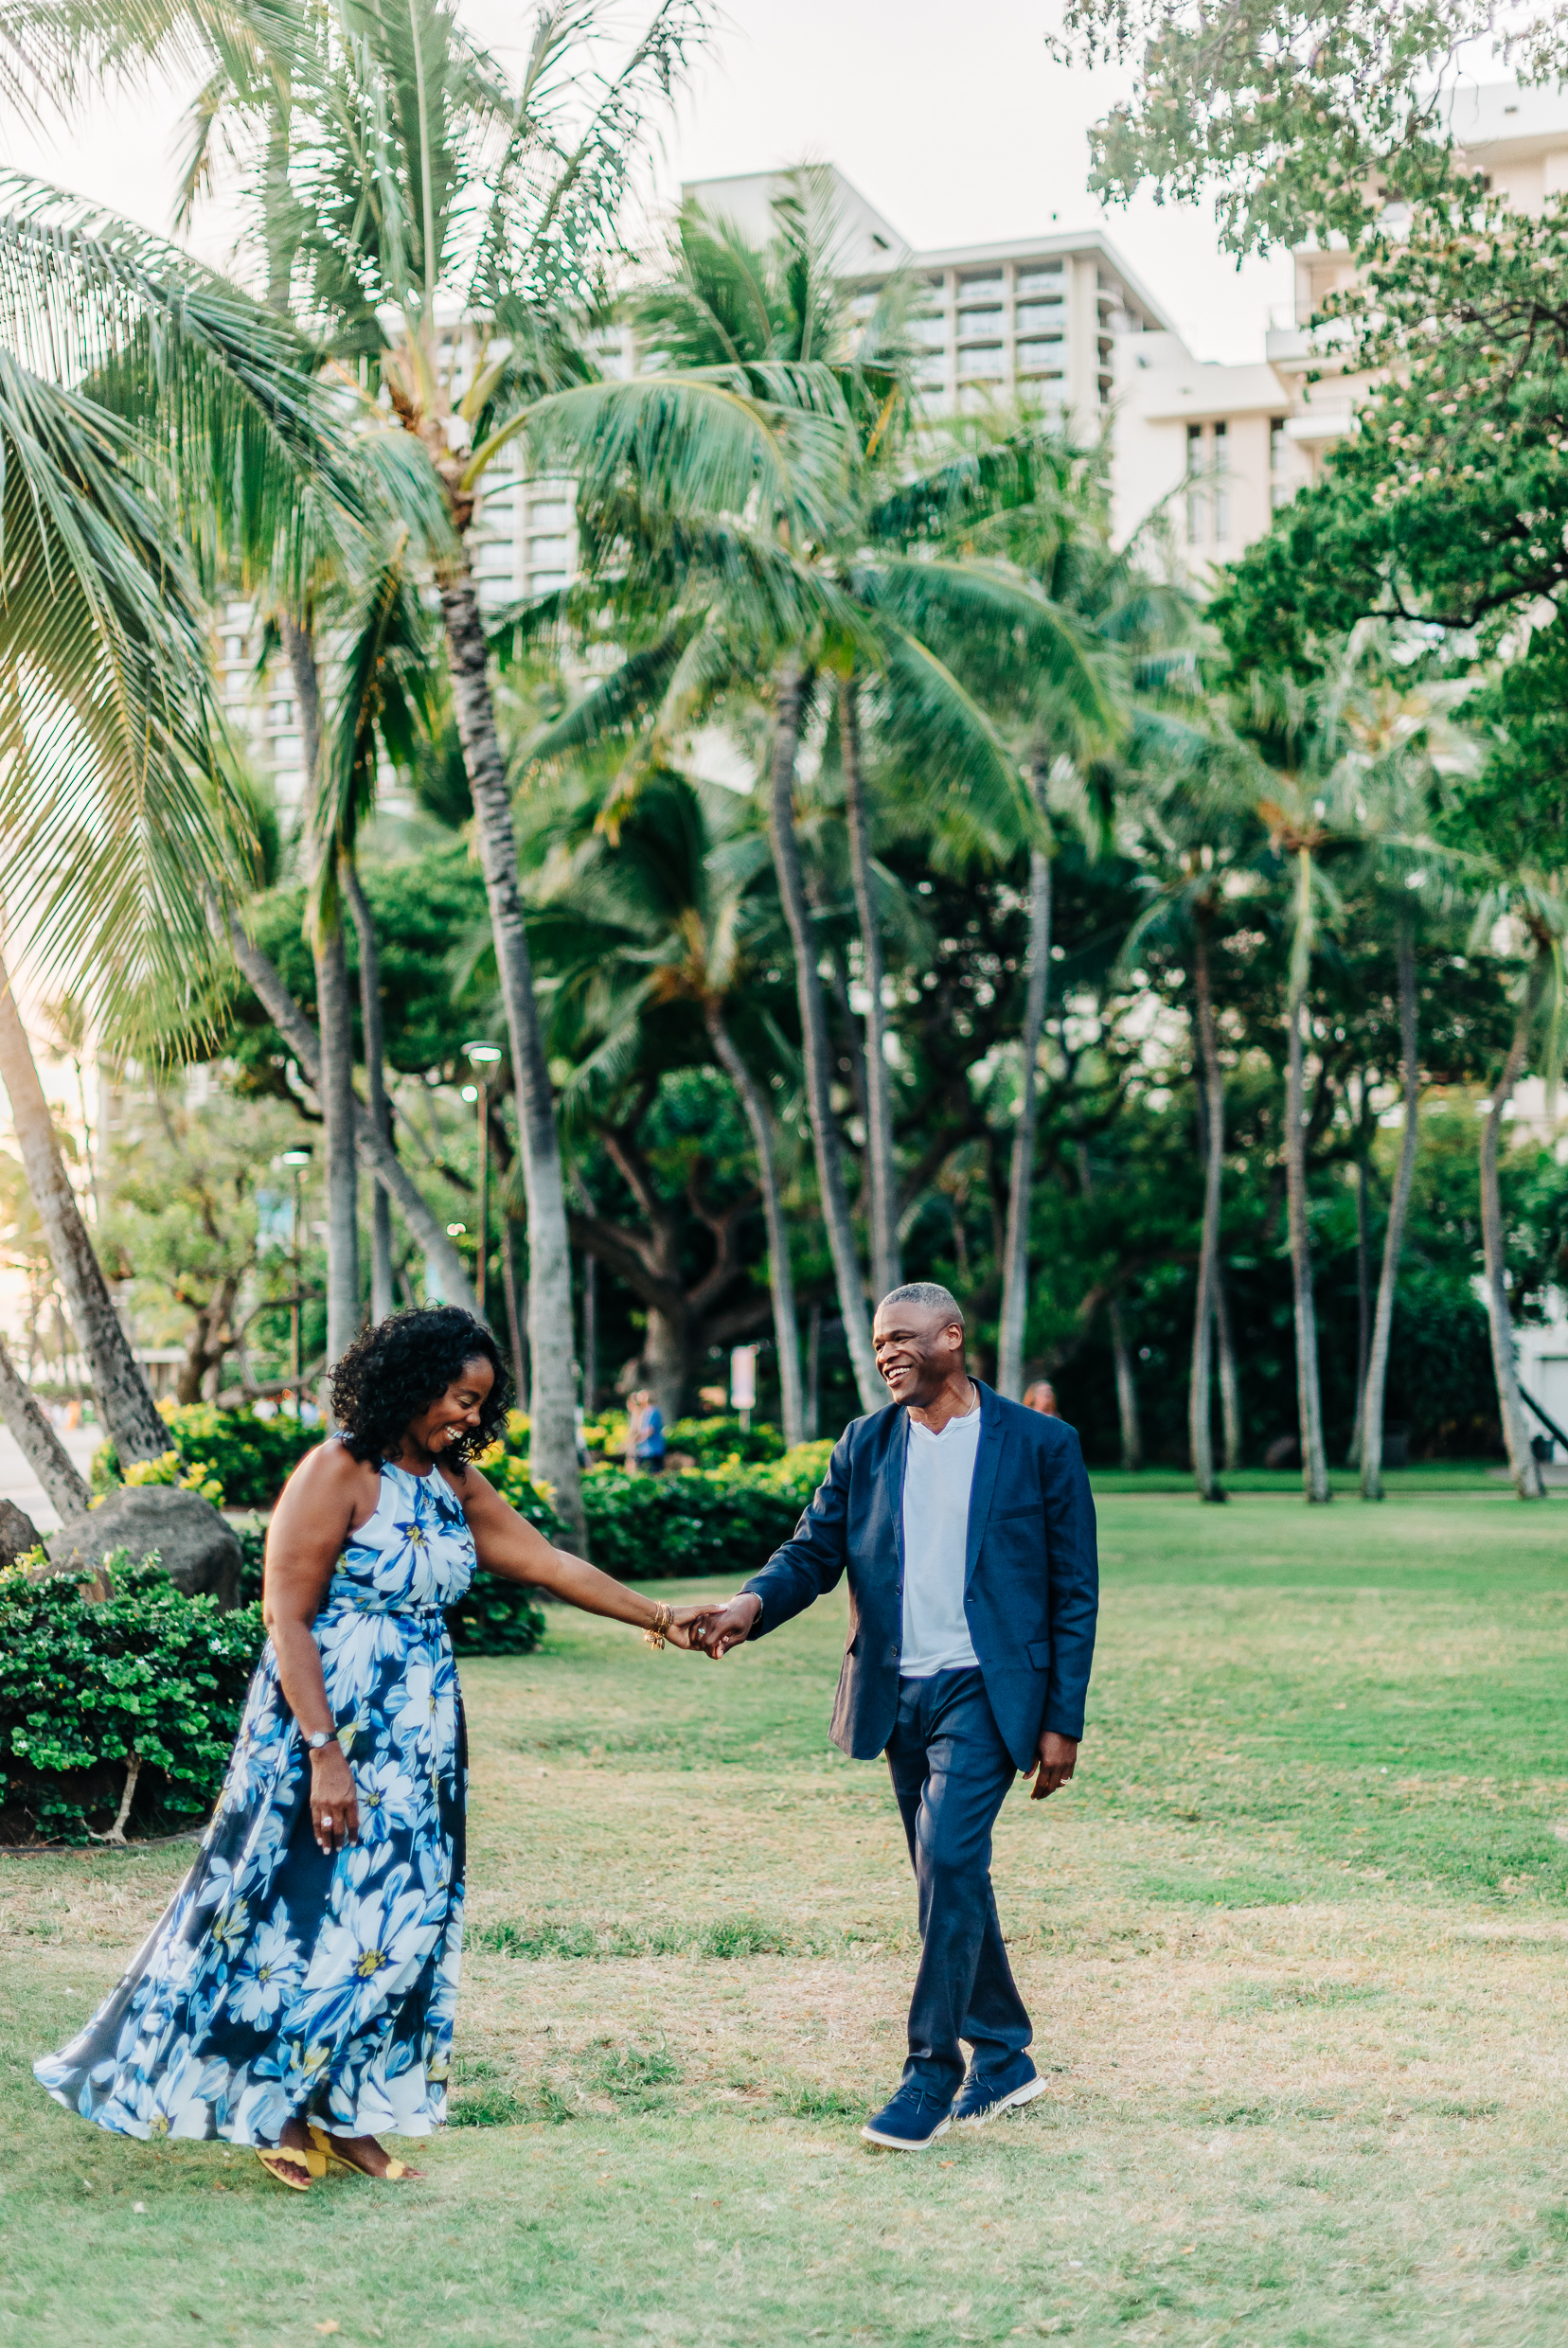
280;1147;312;1413
463;1043;503;1324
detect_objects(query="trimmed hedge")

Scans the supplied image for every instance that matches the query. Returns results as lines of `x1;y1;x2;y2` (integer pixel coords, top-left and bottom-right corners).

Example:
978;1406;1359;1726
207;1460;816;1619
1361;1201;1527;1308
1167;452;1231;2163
0;1558;265;1843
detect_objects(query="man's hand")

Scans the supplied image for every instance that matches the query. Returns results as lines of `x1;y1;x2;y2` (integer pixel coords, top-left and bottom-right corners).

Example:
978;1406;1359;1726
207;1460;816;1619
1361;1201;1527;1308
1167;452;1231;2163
689;1592;762;1658
1030;1731;1078;1801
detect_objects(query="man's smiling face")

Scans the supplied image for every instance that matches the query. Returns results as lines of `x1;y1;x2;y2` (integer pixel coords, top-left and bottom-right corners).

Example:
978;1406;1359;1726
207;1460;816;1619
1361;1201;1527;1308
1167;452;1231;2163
871;1301;965;1407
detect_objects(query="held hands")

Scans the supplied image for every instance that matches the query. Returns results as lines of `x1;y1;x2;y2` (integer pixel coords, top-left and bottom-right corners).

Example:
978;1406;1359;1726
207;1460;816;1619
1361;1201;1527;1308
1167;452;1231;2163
1030;1730;1078;1802
684;1592;761;1660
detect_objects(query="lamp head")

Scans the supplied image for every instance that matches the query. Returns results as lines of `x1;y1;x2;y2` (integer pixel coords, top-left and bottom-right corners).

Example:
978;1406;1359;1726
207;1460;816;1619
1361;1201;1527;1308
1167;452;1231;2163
464;1041;503;1068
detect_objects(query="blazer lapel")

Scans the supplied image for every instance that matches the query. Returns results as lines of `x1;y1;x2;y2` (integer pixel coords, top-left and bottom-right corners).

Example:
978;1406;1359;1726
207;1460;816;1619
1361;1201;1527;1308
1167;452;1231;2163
885;1405;909;1582
964;1382;1006;1589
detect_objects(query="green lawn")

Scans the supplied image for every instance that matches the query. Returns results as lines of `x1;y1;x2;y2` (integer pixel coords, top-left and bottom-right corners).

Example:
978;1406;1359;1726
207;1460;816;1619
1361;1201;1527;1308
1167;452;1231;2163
7;1491;1568;2345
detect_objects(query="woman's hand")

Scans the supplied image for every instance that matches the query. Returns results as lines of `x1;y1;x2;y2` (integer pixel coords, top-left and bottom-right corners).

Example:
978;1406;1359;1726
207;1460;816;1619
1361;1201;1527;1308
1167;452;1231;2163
665;1607;716;1651
310;1744;359;1852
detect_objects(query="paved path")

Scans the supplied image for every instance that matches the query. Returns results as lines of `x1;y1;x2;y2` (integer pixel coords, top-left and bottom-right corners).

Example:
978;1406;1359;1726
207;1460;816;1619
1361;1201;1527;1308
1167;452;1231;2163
0;1425;102;1532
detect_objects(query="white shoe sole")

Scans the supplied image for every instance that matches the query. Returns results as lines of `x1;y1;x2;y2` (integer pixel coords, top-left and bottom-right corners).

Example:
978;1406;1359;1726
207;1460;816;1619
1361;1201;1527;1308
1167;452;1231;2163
954;2072;1050;2129
860;2112;953;2151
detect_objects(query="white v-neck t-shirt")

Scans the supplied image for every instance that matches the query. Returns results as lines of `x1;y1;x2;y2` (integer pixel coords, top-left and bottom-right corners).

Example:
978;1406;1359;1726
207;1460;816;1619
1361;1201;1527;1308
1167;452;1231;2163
899;1403;984;1678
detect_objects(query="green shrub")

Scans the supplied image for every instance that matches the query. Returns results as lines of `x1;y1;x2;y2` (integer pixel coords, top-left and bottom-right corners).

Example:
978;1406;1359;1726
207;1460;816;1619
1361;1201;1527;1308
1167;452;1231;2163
577;1466;804;1581
93;1404;322;1510
0;1556;265;1843
665;1415;786;1468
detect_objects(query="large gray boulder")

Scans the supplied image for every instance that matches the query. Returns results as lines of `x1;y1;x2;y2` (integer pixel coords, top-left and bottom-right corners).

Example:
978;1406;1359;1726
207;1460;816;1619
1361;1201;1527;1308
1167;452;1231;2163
47;1485;242;1610
0;1497;42;1572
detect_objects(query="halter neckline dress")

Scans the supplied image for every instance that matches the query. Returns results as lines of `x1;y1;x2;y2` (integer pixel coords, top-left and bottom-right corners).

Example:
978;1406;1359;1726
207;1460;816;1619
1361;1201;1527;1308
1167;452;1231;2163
36;1455;474;2148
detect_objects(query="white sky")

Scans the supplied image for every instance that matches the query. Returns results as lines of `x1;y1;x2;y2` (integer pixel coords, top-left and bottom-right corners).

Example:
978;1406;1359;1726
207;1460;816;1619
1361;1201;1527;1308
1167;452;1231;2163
8;0;1296;365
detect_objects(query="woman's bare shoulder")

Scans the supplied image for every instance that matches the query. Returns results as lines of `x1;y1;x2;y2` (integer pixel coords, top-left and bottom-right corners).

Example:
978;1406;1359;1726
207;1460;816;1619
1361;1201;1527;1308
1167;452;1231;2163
280;1435;381;1505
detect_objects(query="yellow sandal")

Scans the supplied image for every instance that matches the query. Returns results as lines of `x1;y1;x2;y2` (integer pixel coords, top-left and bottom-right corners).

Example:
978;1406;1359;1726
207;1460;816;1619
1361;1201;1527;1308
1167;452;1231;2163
256;2143;326;2192
307;2122;416;2180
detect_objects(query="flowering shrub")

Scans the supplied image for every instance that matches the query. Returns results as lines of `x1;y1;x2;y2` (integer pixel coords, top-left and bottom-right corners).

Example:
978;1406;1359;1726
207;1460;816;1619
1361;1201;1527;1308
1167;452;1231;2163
93;1403;322;1510
120;1448;226;1505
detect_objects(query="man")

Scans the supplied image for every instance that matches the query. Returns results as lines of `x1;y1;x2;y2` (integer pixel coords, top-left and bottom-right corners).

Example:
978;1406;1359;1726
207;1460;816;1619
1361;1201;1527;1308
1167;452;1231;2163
693;1283;1097;2151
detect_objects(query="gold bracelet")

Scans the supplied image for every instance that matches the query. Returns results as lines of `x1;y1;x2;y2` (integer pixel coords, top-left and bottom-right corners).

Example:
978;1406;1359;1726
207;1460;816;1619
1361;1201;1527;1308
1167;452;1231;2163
643;1601;673;1651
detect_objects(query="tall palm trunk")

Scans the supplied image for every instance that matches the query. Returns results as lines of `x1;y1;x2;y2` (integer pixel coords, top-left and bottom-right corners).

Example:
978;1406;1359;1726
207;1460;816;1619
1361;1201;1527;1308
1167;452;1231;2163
220;911;478;1314
1108;1301;1143;1469
437;565;583;1541
840;678;900;1302
997;770;1053;1400
1480;947;1548;1500
1189;911;1226;1501
344;861;395;1324
0;958;165;1463
765;661;881;1414
1361;914;1420;1501
1285;847;1330;1503
1215;1271;1243;1473
284;620;360;1368
707;1002;806;1447
0;1330;91;1517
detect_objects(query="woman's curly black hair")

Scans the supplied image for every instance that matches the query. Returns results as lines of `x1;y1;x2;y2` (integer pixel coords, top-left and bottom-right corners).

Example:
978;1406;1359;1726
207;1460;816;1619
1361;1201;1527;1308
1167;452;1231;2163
329;1307;511;1469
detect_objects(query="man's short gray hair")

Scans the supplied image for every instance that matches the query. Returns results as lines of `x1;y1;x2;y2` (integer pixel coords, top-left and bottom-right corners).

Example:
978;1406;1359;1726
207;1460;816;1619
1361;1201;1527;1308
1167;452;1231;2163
877;1282;964;1328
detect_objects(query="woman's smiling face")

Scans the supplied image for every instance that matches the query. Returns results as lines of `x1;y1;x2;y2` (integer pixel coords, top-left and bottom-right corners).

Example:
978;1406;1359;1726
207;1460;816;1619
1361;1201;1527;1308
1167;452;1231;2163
404;1357;496;1458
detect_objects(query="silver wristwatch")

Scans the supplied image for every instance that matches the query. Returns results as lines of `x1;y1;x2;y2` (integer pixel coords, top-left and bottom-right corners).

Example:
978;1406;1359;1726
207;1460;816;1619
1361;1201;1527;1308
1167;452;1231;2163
305;1729;338;1752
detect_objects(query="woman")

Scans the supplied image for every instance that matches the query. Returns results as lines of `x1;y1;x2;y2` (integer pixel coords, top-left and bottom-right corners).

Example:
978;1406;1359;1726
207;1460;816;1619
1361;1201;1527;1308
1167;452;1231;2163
35;1307;705;2190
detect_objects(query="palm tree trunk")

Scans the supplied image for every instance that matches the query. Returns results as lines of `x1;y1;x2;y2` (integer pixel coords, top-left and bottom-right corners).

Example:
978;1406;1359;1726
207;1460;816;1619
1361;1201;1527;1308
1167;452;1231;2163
707;1003;806;1447
997;774;1053;1401
0;1331;91;1517
1215;1271;1242;1473
1285;850;1331;1503
765;661;881;1414
0;957;166;1465
1480;948;1548;1500
1362;915;1420;1502
437;565;583;1542
284;620;361;1369
1189;913;1226;1501
501;1216;528;1408
344;860;395;1325
840;678;900;1303
1108;1300;1143;1470
579;1248;597;1418
219;909;478;1315
805;1301;821;1439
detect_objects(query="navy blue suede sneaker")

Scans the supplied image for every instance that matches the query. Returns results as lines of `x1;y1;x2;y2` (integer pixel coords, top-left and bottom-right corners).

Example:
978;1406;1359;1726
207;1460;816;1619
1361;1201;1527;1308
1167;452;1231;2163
953;2055;1048;2129
860;2083;955;2150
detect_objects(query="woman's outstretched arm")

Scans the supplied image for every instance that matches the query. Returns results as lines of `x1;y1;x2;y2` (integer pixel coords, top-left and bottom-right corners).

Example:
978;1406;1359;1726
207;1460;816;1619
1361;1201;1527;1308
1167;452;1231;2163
453;1465;705;1645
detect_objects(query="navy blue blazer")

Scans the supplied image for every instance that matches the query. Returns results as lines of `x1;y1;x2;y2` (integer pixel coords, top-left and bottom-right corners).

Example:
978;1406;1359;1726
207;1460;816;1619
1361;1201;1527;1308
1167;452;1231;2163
741;1382;1098;1770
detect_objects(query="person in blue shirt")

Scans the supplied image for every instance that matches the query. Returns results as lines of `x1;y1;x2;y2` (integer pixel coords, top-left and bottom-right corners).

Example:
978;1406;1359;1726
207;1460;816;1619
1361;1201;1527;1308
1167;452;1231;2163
630;1390;667;1475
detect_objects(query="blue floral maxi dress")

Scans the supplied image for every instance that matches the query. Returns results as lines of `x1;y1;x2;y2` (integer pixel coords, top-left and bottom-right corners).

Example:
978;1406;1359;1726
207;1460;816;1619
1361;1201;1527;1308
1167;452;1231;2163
35;1459;475;2147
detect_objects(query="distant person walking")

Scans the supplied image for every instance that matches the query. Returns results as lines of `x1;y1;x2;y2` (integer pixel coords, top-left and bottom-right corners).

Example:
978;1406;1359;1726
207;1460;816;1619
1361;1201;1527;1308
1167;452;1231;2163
629;1390;667;1475
1023;1379;1060;1417
691;1283;1098;2152
36;1309;708;2190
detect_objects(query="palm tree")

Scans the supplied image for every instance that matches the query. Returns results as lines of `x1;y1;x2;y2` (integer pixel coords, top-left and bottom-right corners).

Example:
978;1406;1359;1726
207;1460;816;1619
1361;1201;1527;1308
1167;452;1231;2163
523;197;1112;1408
520;764;806;1432
1462;869;1565;1501
0;168;365;1465
1121;736;1261;1500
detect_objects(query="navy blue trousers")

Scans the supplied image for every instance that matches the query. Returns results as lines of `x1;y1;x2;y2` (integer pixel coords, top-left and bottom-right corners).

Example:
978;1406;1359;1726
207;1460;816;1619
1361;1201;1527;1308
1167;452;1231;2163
884;1666;1033;2097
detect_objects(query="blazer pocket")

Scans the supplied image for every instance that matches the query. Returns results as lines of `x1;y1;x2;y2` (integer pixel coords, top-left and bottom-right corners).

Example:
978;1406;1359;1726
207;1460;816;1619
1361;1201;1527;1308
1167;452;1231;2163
1025;1639;1051;1670
994;1505;1038;1523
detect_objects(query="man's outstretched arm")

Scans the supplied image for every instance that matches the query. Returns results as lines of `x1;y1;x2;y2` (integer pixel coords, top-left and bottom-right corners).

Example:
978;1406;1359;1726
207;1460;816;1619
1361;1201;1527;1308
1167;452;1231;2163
693;1432;854;1657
